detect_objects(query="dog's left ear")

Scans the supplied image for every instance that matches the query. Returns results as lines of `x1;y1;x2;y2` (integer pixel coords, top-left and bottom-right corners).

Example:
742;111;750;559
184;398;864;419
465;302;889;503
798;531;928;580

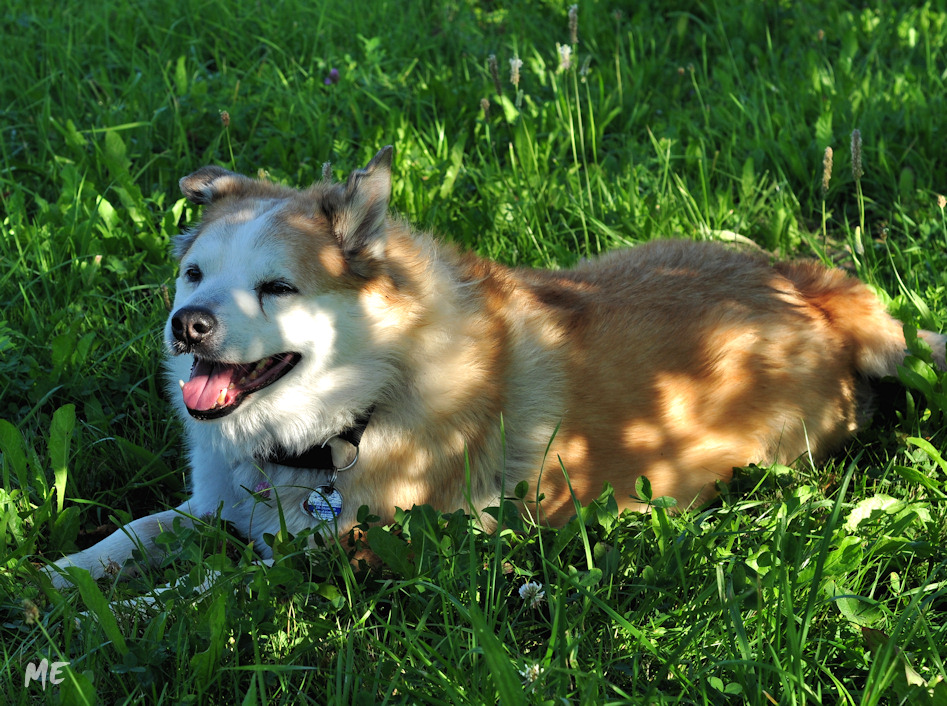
327;146;393;262
179;166;253;205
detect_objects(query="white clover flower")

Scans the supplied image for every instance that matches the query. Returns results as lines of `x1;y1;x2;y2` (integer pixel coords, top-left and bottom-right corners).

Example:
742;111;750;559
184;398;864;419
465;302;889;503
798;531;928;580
518;580;545;608
519;662;545;684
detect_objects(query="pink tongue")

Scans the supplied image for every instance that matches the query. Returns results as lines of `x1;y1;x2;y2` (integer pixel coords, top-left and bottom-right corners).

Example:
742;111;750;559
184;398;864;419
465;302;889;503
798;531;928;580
182;360;240;411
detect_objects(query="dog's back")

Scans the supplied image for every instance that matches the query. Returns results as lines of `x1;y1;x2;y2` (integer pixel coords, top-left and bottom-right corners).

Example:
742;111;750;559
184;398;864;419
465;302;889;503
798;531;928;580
503;240;945;521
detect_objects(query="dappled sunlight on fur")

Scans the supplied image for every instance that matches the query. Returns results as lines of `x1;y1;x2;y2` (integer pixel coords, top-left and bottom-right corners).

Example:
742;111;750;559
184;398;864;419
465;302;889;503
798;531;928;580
47;147;947;587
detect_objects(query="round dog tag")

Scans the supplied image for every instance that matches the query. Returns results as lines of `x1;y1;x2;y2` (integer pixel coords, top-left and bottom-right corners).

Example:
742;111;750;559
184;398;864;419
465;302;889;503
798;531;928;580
302;486;343;522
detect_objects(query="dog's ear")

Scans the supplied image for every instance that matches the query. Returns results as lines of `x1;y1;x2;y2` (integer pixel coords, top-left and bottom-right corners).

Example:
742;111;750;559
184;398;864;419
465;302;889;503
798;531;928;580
179;166;252;205
326;146;393;262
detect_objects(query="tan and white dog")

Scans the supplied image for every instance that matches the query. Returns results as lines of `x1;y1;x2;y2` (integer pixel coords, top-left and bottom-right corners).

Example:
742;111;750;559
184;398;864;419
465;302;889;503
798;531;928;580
48;146;945;585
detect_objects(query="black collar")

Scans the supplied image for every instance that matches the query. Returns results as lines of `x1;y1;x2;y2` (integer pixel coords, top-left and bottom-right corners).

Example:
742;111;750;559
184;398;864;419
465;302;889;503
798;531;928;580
259;407;374;470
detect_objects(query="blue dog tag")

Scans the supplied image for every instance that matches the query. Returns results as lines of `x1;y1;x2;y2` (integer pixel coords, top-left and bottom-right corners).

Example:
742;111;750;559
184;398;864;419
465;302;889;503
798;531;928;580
302;486;343;523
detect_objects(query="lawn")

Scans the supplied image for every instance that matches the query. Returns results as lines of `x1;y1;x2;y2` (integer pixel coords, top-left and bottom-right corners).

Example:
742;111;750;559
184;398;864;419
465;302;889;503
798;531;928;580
2;0;947;703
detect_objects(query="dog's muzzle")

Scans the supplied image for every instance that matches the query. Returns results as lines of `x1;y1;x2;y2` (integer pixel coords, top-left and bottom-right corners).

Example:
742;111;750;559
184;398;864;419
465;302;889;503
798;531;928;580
169;305;301;420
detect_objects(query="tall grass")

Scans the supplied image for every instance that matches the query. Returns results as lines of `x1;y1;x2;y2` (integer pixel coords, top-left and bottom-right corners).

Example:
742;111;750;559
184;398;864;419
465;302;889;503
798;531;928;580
2;1;947;703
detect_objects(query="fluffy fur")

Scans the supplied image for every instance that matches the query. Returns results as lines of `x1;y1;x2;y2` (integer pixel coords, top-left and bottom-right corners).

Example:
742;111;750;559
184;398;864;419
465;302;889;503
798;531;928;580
47;146;946;586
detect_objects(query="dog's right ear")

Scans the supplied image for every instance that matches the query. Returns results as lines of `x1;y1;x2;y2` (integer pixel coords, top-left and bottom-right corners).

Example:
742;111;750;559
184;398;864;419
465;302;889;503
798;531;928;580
179;166;251;205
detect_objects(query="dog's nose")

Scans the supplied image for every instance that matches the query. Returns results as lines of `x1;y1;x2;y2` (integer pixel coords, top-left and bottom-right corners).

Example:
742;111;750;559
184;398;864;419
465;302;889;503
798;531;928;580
171;306;217;347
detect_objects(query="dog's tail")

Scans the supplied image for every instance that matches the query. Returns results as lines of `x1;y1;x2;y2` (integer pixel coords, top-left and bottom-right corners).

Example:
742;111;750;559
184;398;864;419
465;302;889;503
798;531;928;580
775;260;946;377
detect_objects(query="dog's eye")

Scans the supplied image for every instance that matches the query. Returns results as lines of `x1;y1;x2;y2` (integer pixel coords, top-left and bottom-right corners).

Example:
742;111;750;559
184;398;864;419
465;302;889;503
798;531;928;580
258;280;298;296
183;265;202;284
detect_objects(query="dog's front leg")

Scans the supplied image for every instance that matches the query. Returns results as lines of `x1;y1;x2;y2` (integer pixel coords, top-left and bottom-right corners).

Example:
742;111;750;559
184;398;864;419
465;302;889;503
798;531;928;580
45;500;197;588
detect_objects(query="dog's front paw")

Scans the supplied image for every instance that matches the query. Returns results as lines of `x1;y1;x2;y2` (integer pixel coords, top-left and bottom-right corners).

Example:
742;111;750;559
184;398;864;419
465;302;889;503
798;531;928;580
43;552;134;589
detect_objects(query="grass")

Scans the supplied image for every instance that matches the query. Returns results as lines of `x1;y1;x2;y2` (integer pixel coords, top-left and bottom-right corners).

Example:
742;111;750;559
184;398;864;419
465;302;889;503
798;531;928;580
2;0;947;702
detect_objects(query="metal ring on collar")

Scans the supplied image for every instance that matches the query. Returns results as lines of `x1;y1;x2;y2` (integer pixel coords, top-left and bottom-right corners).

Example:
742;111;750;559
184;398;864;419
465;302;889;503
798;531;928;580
321;438;360;472
336;447;359;472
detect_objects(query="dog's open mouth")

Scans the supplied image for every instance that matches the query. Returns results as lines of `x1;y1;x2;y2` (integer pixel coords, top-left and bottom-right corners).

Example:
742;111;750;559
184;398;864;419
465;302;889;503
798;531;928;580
179;352;302;419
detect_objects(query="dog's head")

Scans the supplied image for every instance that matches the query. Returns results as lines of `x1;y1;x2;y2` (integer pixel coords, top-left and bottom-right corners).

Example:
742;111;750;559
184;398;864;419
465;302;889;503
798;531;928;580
166;147;401;456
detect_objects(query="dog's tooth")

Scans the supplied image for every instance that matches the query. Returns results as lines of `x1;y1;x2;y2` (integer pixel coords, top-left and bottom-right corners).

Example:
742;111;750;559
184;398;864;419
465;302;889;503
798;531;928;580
216;388;227;406
179;379;186;389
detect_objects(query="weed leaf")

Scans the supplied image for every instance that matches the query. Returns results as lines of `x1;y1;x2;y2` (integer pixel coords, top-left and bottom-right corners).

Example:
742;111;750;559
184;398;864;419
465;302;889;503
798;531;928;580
65;566;129;655
49;405;75;514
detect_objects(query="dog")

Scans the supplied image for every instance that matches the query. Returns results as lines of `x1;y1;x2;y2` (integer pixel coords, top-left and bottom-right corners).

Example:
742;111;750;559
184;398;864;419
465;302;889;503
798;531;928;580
47;146;946;586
